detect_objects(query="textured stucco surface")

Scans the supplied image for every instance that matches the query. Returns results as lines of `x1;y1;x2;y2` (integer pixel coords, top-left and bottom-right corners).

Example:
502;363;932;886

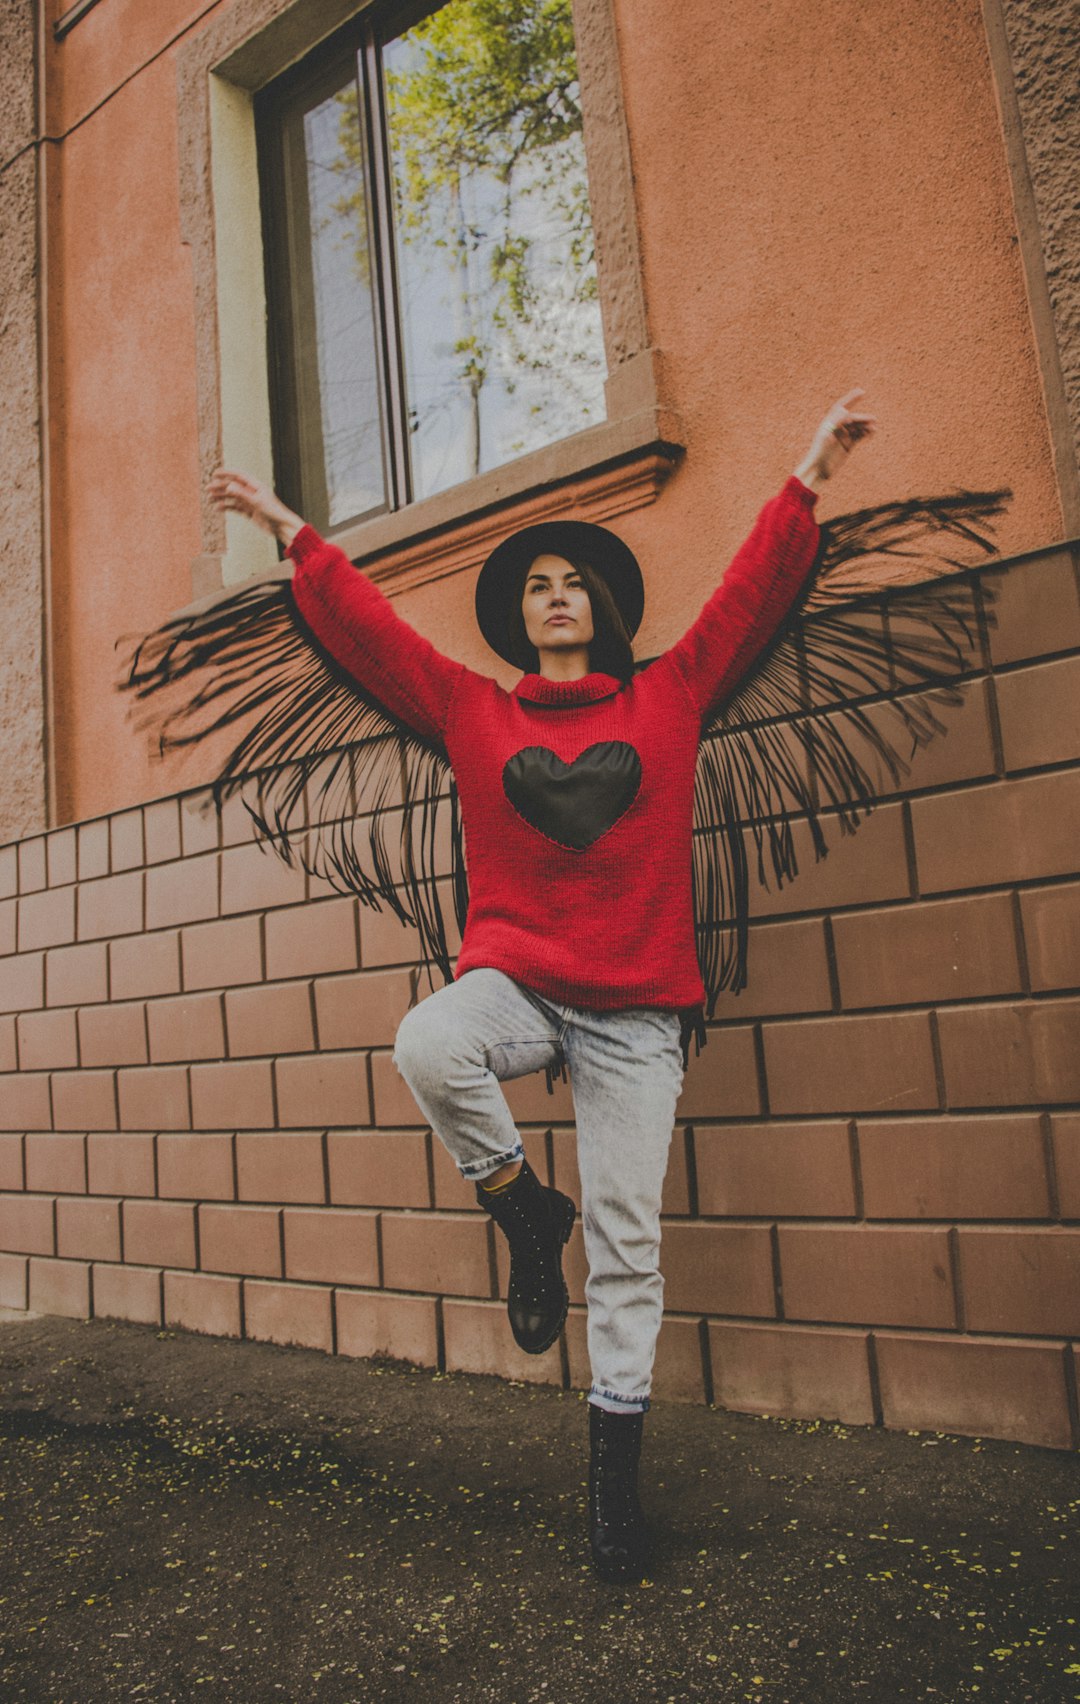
44;0;1067;820
998;0;1080;499
0;1;46;841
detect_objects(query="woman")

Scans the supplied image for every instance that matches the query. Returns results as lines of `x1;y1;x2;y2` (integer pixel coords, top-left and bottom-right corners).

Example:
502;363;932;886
206;389;875;1583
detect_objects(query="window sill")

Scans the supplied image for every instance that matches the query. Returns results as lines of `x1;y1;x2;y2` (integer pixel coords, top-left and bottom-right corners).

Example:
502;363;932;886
192;393;684;600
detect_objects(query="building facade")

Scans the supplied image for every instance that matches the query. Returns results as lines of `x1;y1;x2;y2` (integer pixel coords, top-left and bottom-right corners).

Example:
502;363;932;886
1;0;1079;1447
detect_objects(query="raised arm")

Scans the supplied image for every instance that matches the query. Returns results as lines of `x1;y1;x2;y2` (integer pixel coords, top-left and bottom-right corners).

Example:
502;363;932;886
663;389;877;719
208;470;465;743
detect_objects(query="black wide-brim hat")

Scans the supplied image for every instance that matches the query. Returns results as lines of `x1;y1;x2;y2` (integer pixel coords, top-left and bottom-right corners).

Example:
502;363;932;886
475;519;645;667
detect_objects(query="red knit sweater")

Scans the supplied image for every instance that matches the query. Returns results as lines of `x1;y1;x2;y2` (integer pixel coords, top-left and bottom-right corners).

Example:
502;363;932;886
289;475;820;1013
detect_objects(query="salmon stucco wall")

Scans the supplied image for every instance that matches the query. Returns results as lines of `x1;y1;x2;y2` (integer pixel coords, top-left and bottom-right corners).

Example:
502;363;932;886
1;541;1079;1450
39;0;1069;825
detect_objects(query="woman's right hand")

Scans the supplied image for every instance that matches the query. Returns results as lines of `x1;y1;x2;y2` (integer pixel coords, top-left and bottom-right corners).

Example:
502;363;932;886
207;469;306;550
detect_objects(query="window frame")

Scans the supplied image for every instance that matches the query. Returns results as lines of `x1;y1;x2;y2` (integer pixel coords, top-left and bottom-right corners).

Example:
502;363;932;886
177;0;683;599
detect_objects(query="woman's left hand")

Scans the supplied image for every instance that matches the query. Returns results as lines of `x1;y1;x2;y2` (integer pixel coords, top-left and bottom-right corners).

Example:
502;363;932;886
795;388;878;489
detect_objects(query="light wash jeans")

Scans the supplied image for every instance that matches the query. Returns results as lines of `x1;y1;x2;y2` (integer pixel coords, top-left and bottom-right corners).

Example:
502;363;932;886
392;968;686;1414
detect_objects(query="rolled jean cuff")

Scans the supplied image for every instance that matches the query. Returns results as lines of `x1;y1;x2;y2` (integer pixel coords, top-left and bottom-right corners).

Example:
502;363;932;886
589;1385;651;1415
458;1140;525;1182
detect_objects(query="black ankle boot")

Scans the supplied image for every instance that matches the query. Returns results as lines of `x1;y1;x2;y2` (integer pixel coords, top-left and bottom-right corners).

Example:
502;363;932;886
588;1404;651;1583
475;1159;576;1355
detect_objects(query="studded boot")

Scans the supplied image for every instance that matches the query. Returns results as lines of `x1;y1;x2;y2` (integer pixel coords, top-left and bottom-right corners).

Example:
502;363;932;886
588;1404;651;1583
475;1158;576;1355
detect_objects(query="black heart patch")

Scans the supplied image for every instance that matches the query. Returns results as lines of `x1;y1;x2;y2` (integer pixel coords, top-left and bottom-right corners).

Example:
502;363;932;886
503;742;642;850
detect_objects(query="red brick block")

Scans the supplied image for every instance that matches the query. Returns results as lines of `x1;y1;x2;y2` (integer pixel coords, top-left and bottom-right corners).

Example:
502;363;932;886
876;1331;1073;1449
442;1296;563;1386
218;792;259;847
226;983;314;1058
47;828;77;888
157;1132;235;1201
146;856;219;931
659;1221;775;1316
147;992;226;1064
832;892;1021;1009
92;1262;162;1326
749;802;911;921
0;1193;54;1254
57;946;116;1024
1052;1114;1080;1218
56;1196;121;1262
763;1011;938;1115
78;819;110;882
221;841;307;915
695;1122;856;1218
912;770;1080;894
983;550;1080;667
709;1320;874;1423
0;952;44;1013
0;845;15;900
1019;881;1080;993
0;1016;14;1074
275;1053;370;1129
879;677;997;793
25;1133;84;1194
0;1132;23;1190
109;809;144;873
676;1026;761;1120
123;1198;197;1268
549;1125;691;1216
46;941;107;1007
78;1002;148;1068
18;837;46;893
110;930;181;1000
18;1008;78;1070
19;885;76;952
283;1206;379;1285
997;654;1080;772
143;798;181;865
180;793;220;858
328;1129;431;1209
181;915;262;992
52;1070;117;1132
937;996;1080;1106
430;1134;485;1211
314;968;416;1050
0;899;14;955
78;871;143;941
190;1060;274;1130
0;1071;52;1130
335;1288;438;1366
29;1256;90;1318
501;1064;576;1126
265;897;358;980
858;1114;1050;1218
368;1051;426;1127
164;1269;242;1337
199;1203;281;1277
0;1251;28;1308
381;1210;492;1297
236;1132;326;1204
86;1132;156;1198
709;918;833;1021
117;1066;190;1131
778;1224;955;1327
243;1279;334;1351
565;1308;707;1404
959;1226;1080;1334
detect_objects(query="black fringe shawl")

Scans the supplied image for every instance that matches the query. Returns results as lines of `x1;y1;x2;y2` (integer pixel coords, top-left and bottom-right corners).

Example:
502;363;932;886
119;487;1011;1038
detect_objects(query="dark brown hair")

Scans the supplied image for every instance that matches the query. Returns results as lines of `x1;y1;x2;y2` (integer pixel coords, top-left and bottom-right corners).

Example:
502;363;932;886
504;556;636;682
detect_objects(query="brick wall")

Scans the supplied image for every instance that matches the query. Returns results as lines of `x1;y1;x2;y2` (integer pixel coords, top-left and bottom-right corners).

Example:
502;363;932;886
2;542;1079;1450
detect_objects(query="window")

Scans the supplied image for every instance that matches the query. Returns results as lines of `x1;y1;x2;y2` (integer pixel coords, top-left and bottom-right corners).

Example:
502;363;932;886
256;0;609;536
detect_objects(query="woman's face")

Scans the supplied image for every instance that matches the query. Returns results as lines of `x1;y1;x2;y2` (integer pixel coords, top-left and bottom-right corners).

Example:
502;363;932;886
521;553;595;655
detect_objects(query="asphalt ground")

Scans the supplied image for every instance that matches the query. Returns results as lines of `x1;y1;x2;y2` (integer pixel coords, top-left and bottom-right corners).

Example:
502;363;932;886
0;1308;1078;1703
